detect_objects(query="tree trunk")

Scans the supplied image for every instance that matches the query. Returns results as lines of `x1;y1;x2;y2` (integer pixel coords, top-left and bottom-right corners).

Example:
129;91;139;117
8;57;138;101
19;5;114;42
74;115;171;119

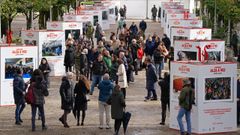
226;18;231;47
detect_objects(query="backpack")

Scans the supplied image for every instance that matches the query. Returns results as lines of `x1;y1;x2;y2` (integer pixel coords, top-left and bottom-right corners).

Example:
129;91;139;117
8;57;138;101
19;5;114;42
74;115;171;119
25;84;35;104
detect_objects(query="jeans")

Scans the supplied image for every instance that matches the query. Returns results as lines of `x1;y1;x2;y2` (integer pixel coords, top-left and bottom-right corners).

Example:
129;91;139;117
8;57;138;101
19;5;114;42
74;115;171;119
99;101;110;126
177;107;191;134
147;88;157;99
15;102;25;123
90;74;103;94
155;61;164;78
31;104;45;130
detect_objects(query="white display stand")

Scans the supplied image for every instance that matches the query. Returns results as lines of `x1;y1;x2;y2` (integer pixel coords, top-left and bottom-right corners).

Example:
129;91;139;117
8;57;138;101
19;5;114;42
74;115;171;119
21;30;66;76
47;21;83;40
102;0;116;24
96;6;110;30
63;13;94;28
163;13;197;31
81;10;103;27
166;19;203;37
0;45;38;106
174;40;225;62
170;61;237;134
161;8;188;27
170;27;212;46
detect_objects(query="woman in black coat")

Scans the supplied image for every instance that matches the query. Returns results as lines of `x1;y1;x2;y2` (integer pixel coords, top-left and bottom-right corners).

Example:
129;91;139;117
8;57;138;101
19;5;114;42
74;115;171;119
38;58;51;88
64;45;75;72
111;85;126;135
59;73;75;128
73;75;89;126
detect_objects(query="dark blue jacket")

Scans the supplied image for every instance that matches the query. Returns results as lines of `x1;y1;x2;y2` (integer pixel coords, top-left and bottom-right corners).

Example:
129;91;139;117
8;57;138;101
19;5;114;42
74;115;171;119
98;80;114;102
139;21;147;31
13;75;26;104
146;64;157;90
145;40;157;56
129;25;138;36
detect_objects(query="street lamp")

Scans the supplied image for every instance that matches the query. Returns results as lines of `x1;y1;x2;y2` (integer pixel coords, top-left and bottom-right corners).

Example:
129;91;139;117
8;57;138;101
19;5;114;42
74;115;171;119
213;0;217;35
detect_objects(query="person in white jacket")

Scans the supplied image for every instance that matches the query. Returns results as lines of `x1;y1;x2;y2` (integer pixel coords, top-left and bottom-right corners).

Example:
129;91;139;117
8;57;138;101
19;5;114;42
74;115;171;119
117;59;128;99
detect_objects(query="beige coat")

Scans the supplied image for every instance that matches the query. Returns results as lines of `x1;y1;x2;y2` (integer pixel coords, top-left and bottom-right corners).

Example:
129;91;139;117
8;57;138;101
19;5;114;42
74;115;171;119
117;64;128;88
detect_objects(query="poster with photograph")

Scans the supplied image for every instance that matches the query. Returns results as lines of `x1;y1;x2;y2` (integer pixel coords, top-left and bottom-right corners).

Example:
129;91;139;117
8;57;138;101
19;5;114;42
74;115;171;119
172;75;196;103
207;51;221;61
42;40;63;56
65;29;80;40
102;11;108;20
176;51;197;61
205;77;232;102
24;40;37;46
93;15;99;26
109;8;114;14
5;58;33;79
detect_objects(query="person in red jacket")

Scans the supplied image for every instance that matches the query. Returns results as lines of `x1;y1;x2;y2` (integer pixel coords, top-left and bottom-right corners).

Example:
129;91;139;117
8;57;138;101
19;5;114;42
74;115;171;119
137;44;144;70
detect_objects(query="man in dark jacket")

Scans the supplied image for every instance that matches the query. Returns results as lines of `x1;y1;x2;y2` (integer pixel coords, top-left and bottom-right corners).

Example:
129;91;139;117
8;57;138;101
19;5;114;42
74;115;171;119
145;36;157;57
162;34;171;51
151;5;158;22
158;72;170;125
59;72;75;128
64;44;75;72
139;20;147;33
111;85;125;135
90;54;107;95
98;73;114;129
13;69;27;125
79;48;88;77
144;57;158;101
129;22;138;39
95;22;103;44
153;45;164;79
129;39;140;75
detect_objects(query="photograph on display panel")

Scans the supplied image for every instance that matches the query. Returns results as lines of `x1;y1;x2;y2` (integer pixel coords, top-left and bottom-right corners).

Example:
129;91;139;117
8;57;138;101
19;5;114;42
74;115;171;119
173;36;188;41
176;51;197;61
93;15;99;26
42;40;63;56
207;51;221;61
5;58;33;79
24;40;37;46
102;11;108;20
65;29;80;41
205;77;232;101
172;75;196;104
109;8;114;14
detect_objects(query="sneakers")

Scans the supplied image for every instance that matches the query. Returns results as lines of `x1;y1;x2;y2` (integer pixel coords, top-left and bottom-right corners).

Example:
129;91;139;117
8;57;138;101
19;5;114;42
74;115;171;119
19;118;23;123
15;121;21;125
99;125;103;129
106;124;111;129
42;125;48;131
150;97;158;101
159;122;165;125
81;123;84;126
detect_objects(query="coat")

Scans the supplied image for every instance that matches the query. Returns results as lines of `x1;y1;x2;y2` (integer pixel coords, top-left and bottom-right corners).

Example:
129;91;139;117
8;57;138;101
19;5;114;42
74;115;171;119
117;64;128;88
162;36;171;51
139;21;147;31
92;60;108;75
64;46;75;66
33;76;49;105
74;81;88;111
98;80;114;102
111;88;125;119
158;74;170;103
60;77;75;110
146;64;157;90
13;75;27;104
179;85;195;111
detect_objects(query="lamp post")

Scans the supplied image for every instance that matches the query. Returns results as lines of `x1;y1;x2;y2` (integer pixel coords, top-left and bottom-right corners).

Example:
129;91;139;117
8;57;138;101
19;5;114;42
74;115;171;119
50;5;53;22
146;0;149;19
213;0;217;35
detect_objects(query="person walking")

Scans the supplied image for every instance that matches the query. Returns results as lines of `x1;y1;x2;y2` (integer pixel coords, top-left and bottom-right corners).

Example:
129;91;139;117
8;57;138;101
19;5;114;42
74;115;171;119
59;72;75;128
98;73;114;129
151;5;158;22
139;20;147;34
117;59;128;99
13;69;28;125
64;44;75;72
73;75;90;126
158;72;170;125
79;48;89;77
144;57;158;101
90;54;108;95
162;34;171;51
153;45;165;79
95;22;104;44
158;7;161;22
31;75;49;131
38;58;51;88
129;22;138;40
111;85;126;135
177;79;195;135
129;39;140;75
86;22;94;46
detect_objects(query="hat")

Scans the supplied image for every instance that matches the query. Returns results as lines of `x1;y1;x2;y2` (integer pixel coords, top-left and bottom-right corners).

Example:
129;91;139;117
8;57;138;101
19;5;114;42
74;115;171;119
183;79;191;86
